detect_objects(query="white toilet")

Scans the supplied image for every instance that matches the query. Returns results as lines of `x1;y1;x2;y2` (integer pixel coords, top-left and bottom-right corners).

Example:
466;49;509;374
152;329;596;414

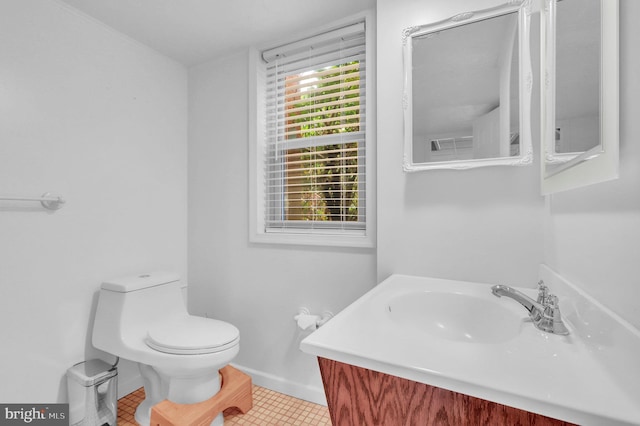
92;272;239;426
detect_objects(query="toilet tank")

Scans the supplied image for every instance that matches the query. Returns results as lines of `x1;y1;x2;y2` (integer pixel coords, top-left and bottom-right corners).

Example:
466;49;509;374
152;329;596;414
93;272;187;352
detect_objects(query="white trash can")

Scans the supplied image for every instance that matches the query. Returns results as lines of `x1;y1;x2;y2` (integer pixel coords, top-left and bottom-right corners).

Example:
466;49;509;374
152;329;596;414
67;359;117;426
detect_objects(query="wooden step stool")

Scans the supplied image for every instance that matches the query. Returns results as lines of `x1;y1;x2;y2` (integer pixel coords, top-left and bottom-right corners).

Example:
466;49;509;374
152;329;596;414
150;365;253;426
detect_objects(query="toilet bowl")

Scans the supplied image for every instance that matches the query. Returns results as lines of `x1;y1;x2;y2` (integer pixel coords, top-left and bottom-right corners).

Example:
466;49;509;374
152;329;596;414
92;272;239;426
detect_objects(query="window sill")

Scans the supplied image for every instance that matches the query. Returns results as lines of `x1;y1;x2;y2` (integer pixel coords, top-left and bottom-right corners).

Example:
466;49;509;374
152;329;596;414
250;230;375;249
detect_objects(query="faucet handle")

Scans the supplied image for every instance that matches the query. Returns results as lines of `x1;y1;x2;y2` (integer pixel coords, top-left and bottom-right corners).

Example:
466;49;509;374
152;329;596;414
537;280;549;304
542;294;570;335
545;295;564;321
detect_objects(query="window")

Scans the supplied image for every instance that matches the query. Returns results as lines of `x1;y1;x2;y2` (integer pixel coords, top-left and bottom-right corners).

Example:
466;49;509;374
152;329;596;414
250;17;374;247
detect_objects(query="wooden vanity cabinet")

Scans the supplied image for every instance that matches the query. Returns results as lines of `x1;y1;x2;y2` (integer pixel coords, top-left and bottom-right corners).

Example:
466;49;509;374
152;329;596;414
318;357;575;426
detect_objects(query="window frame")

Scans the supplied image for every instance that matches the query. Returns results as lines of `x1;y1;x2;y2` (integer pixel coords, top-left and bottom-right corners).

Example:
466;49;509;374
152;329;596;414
249;12;376;248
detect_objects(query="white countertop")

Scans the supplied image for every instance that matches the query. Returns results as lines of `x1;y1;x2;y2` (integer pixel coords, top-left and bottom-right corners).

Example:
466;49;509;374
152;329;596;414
300;270;640;425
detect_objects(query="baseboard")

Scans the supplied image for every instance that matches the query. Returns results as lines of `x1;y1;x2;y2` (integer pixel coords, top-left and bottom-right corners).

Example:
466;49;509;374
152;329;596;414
231;363;327;406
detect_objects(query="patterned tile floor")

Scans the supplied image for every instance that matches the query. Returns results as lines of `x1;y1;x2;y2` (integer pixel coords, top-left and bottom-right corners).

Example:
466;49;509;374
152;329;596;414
117;385;332;425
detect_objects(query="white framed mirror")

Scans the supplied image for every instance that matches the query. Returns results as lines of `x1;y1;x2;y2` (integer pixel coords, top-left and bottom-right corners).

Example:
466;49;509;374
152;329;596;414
541;0;619;194
402;1;533;172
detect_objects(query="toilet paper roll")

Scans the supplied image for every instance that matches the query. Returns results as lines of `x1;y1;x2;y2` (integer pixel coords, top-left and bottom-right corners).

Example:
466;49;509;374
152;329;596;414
295;313;321;331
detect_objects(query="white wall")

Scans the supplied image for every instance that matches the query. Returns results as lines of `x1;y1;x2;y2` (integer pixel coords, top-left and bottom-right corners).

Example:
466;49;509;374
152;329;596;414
543;0;640;330
187;51;377;403
376;0;545;287
0;0;188;402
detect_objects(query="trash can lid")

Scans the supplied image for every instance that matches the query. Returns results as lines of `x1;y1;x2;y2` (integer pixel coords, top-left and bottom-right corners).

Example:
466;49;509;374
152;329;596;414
67;359;117;386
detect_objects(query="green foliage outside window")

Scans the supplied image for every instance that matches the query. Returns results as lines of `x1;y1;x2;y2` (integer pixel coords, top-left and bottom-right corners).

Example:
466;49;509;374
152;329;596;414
284;62;362;223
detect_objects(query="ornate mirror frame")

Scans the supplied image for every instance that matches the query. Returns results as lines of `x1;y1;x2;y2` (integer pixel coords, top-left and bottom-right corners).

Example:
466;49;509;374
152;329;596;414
540;0;619;194
402;1;533;172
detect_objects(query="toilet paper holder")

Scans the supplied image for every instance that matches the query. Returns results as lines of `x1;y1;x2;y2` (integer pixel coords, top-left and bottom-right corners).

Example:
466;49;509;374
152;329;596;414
294;308;334;331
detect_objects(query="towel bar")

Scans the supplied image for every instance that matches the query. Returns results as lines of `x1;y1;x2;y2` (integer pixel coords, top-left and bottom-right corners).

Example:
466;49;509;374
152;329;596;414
0;193;66;210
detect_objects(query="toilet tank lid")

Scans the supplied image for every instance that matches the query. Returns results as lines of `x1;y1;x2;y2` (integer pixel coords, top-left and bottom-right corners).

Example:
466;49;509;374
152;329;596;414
101;272;180;292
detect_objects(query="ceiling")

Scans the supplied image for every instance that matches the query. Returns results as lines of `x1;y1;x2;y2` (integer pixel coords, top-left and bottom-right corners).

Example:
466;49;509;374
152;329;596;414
56;0;374;66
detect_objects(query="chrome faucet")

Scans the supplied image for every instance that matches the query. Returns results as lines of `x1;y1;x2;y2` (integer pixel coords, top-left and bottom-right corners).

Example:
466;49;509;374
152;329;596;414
491;280;569;335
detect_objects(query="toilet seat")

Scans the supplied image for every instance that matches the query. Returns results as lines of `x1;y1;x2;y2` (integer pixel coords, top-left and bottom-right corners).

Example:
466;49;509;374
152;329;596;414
145;316;239;355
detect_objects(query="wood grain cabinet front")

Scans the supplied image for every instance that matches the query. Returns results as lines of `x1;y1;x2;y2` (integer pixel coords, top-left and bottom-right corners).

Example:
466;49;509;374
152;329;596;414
318;357;575;426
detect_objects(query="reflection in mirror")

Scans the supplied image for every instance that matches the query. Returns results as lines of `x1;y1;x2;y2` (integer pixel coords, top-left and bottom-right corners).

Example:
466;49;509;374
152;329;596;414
544;0;601;177
541;0;619;193
554;0;600;154
413;13;520;163
403;1;533;171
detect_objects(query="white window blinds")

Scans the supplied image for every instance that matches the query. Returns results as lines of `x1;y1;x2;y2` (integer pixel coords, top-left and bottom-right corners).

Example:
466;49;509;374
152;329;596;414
262;22;367;234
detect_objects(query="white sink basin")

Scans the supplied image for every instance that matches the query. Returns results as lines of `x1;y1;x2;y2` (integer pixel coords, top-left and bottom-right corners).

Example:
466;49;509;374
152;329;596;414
387;291;522;343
